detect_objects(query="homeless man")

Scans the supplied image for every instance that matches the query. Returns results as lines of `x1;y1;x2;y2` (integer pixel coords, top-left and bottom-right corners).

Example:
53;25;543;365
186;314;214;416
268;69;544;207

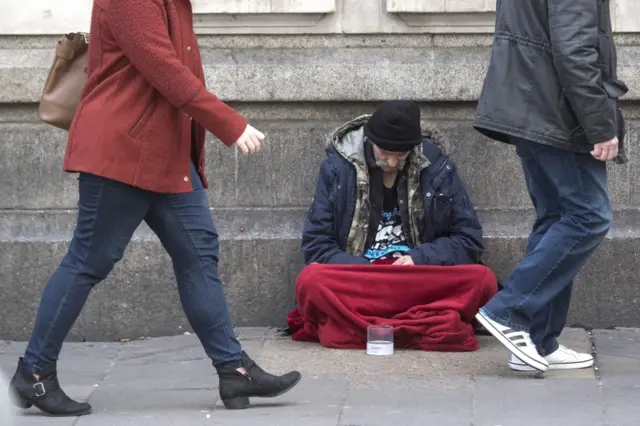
287;100;498;352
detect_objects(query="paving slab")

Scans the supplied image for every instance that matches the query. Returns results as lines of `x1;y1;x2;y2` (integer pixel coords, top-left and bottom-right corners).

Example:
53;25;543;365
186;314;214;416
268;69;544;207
473;377;604;426
211;375;345;426
1;342;120;403
594;329;640;425
594;328;640;376
339;377;474;426
1;328;636;426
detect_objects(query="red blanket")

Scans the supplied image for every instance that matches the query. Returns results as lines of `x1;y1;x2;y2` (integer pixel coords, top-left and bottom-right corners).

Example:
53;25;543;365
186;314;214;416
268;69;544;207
287;263;497;351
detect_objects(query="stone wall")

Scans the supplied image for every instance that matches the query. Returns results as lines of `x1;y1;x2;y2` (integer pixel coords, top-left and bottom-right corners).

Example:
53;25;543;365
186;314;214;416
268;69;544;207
1;0;639;340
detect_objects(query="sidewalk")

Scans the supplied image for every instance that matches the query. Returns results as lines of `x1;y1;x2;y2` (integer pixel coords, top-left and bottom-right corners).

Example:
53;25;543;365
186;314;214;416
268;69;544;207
2;327;640;426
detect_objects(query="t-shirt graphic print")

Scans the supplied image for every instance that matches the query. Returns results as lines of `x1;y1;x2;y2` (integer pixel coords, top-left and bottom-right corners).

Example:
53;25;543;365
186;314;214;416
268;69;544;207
364;184;410;261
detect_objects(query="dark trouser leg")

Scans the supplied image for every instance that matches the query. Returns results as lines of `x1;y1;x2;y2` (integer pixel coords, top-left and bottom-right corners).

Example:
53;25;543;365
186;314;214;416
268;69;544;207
515;142;573;356
144;164;242;366
482;139;612;342
23;174;150;372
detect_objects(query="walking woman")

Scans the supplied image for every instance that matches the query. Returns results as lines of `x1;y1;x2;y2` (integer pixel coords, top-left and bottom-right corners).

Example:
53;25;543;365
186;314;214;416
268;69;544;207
9;0;300;416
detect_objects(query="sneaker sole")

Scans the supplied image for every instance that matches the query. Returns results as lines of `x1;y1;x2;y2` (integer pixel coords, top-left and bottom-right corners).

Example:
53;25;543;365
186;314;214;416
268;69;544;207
475;312;548;372
509;359;594;372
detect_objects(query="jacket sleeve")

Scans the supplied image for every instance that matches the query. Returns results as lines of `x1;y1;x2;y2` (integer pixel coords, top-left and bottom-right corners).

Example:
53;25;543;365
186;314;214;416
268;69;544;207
106;0;247;146
548;0;616;144
408;163;484;266
301;160;370;265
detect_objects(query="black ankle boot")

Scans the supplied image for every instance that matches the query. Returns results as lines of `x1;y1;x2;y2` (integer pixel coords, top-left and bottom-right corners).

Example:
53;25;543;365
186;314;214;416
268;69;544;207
216;352;301;409
9;358;92;417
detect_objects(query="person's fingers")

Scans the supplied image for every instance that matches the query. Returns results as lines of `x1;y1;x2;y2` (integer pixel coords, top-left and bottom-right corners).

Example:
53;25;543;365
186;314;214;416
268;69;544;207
245;138;256;154
236;139;249;155
250;133;261;153
591;144;602;159
598;147;608;161
255;129;265;140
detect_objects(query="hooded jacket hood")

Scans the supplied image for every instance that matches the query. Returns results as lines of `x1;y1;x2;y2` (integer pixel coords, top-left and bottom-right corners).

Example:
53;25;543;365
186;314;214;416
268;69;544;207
328;114;447;169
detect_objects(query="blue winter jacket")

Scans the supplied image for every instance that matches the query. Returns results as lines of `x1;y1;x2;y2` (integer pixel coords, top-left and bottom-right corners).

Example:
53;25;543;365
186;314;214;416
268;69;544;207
301;116;484;266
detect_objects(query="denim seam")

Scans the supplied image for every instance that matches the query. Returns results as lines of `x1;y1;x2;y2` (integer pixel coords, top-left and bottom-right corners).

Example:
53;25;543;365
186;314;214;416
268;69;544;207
510;150;594;324
32;180;105;371
166;195;240;364
511;229;588;318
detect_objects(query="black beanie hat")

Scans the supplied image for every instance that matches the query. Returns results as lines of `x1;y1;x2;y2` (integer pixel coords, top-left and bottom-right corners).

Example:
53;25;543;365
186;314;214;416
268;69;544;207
363;100;422;152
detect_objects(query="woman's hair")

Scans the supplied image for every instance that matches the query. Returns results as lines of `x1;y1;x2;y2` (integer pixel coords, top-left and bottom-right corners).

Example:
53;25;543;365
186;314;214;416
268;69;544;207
0;370;17;426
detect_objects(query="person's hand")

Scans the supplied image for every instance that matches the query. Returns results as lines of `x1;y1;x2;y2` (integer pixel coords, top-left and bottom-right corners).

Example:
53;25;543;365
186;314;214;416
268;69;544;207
234;124;265;155
392;255;414;266
591;136;618;162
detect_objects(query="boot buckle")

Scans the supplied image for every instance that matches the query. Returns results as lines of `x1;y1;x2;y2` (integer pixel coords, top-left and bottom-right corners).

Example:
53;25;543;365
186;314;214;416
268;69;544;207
33;382;46;397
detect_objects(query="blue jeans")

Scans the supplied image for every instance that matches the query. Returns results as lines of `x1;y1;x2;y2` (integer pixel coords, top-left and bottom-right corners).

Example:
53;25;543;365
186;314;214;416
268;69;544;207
481;138;612;356
23;164;242;372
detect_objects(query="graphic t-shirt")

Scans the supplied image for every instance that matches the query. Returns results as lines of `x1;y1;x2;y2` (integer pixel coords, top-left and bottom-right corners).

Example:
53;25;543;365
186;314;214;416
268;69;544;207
363;184;410;261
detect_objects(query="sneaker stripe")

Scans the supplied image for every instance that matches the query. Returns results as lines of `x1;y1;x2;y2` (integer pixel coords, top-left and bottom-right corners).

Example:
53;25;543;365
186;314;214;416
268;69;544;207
474;312;548;372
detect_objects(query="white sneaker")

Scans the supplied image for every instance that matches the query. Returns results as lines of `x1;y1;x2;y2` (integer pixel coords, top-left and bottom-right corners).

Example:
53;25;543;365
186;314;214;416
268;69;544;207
475;311;548;372
509;345;594;371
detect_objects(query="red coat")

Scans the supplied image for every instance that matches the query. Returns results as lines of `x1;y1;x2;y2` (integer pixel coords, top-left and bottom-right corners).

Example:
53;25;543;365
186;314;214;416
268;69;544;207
64;0;247;193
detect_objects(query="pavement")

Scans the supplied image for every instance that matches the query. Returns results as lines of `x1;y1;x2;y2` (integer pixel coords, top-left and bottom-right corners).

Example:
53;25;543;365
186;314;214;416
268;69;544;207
1;327;640;426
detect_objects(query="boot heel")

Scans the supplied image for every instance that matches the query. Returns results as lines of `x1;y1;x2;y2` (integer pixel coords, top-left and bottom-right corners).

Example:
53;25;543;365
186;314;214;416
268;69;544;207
222;396;250;410
15;397;32;409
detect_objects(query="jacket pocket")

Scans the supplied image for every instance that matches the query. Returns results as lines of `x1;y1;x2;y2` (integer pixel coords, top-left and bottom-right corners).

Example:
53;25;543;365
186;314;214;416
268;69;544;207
427;192;453;236
129;98;156;138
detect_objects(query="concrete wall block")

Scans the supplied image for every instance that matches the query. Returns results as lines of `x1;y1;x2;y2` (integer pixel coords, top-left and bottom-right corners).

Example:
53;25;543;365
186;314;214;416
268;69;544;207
2;45;639;103
195;0;337;14
3;0;637;35
1;208;638;340
1;113;637;210
0;238;301;341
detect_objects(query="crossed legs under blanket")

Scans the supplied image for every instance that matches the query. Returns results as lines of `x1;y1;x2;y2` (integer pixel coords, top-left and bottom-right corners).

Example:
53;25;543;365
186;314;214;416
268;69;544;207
287;263;498;351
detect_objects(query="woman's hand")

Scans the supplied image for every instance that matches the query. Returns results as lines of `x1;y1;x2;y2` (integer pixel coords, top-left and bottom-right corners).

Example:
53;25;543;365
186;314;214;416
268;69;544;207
234;124;265;155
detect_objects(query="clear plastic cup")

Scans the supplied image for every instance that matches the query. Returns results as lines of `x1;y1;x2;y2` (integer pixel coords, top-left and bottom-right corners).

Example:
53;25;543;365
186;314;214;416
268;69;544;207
366;325;394;355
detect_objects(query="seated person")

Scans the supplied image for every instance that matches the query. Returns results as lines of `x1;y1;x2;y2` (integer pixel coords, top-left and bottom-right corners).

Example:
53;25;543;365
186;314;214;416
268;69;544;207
287;100;498;351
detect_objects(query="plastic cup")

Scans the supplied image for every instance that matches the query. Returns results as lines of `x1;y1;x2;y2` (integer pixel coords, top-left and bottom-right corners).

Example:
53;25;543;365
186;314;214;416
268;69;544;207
366;325;394;355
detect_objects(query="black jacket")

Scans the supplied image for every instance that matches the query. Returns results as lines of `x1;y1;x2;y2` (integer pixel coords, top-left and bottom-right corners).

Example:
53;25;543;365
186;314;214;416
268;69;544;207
473;0;628;163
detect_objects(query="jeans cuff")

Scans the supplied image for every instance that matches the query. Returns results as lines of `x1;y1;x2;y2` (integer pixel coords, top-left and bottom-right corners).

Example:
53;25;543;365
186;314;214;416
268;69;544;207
479;308;529;333
21;359;41;375
538;340;560;357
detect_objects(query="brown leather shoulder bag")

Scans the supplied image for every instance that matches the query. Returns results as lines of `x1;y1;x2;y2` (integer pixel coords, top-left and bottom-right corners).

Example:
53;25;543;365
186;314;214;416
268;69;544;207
39;32;89;131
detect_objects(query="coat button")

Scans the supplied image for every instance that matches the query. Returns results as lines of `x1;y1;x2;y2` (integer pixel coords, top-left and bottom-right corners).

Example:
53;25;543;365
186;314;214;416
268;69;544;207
187;46;192;52
184;176;189;182
426;192;432;197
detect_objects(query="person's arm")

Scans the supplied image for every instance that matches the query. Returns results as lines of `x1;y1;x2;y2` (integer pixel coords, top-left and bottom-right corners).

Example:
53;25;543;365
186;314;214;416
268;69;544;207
548;0;616;144
301;160;370;265
106;0;247;145
407;163;484;266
